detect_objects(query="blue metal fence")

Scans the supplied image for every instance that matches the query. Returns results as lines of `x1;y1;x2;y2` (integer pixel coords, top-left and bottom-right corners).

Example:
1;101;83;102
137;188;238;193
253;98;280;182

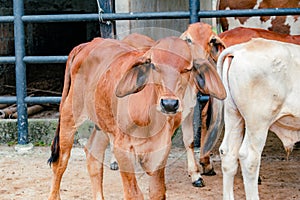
0;0;299;144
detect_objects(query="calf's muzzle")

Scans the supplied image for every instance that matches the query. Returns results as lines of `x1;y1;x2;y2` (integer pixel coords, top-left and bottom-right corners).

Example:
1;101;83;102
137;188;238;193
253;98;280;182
160;98;179;114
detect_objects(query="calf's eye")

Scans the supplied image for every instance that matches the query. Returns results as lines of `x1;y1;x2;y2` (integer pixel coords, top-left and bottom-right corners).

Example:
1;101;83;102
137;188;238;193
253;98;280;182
185;38;192;44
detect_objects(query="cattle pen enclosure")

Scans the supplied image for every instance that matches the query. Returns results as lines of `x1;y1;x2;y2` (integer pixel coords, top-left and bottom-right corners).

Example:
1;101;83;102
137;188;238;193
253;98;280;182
0;0;300;200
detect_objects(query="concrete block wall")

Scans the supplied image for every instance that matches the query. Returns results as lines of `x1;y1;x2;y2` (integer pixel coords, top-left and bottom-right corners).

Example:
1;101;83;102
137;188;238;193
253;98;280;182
0;119;94;145
0;119;184;148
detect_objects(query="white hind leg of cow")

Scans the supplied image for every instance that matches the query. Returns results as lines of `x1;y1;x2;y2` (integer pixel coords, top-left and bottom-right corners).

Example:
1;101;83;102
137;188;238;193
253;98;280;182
219;103;244;200
48;108;77;200
238;125;268;200
84;127;110;200
182;110;204;187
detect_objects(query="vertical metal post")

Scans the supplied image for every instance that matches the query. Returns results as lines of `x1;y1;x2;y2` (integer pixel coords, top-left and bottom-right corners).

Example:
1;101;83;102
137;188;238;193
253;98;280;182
13;0;28;145
98;0;116;38
189;0;202;147
189;0;200;23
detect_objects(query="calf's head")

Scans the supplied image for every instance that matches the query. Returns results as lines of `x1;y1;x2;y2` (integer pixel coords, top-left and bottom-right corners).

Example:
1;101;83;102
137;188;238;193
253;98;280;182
115;36;226;115
180;22;226;63
180;22;227;99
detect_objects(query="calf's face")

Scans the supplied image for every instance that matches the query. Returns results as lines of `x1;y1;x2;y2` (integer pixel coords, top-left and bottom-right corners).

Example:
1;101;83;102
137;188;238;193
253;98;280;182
180;22;227;100
181;22;226;64
115;37;226;115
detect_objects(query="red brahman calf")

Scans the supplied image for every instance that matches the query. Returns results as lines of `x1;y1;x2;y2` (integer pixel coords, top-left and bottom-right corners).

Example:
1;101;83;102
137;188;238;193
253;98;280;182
47;36;226;200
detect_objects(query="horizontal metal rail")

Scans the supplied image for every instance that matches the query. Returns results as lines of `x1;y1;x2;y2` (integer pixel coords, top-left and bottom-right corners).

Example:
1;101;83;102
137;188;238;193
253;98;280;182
0;8;299;23
0;56;15;64
0;96;61;104
23;56;68;64
0;56;68;64
0;95;209;104
0;16;14;22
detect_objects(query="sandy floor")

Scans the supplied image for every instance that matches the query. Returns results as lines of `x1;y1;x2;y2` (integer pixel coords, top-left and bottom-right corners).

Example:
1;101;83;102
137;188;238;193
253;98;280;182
0;132;299;200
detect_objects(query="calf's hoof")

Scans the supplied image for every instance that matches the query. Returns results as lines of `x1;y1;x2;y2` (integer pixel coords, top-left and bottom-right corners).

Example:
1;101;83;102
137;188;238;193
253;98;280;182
192;177;205;187
258;175;262;185
202;168;216;176
110;161;119;170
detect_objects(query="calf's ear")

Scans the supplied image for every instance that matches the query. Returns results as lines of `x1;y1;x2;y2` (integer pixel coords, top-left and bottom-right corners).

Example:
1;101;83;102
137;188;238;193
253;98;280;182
209;36;226;62
115;58;152;98
193;58;226;100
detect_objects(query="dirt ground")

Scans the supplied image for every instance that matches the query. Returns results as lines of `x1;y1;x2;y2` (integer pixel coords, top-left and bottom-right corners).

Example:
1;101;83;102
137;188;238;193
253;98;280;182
0;132;299;200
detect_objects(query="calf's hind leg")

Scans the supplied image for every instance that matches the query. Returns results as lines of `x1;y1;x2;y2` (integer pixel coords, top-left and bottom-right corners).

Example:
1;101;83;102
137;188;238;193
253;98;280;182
239;125;268;200
84;127;110;200
219;105;244;200
48;110;77;200
199;100;216;176
108;134;119;170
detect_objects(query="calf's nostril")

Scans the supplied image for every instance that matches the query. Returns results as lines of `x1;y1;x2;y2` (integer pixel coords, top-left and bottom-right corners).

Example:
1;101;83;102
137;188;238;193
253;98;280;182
160;99;179;113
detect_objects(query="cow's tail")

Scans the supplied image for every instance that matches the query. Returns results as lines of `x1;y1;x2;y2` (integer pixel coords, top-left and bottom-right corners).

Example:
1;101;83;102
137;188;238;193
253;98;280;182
48;43;88;166
47;118;61;165
216;44;242;81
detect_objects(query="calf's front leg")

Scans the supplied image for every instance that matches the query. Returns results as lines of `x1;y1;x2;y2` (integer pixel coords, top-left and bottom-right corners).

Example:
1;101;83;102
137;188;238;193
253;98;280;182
114;146;144;200
149;167;166;200
182;109;204;187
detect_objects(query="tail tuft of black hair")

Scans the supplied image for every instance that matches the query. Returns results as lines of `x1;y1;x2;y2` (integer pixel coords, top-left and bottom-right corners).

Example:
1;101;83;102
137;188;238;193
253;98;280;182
47;121;60;167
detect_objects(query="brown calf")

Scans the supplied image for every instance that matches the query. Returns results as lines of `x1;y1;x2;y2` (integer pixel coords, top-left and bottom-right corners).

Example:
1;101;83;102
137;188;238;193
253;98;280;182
48;36;226;199
180;22;226;186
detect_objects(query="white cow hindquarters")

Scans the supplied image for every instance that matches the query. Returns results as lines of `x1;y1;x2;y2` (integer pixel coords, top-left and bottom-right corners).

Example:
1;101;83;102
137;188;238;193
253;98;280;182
217;38;300;200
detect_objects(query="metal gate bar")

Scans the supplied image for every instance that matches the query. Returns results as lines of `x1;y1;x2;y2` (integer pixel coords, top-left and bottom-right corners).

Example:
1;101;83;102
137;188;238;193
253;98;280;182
13;0;28;144
0;0;299;144
2;8;300;23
